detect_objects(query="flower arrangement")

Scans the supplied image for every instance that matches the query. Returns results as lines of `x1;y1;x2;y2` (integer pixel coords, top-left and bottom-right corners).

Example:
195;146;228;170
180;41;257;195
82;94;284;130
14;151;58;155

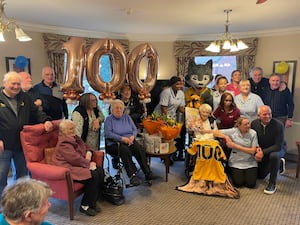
142;112;182;140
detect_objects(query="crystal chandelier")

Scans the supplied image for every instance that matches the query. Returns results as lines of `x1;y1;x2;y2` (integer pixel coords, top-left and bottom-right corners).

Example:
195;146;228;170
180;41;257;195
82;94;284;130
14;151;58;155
0;0;32;42
205;9;248;53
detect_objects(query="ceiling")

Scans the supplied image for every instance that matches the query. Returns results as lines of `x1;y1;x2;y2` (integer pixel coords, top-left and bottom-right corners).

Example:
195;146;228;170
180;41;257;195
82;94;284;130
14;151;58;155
5;0;300;41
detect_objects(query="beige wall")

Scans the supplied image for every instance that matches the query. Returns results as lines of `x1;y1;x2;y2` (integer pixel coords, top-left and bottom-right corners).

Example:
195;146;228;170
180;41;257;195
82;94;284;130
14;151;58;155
0;31;49;84
129;41;176;80
0;32;299;151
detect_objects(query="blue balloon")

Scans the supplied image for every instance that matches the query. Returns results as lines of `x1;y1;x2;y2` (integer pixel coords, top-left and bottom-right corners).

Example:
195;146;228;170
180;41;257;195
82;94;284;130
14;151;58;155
15;56;28;69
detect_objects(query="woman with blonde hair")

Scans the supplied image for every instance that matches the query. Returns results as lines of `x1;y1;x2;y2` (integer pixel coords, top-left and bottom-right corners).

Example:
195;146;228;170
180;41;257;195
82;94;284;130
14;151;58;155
235;79;264;122
214;117;259;188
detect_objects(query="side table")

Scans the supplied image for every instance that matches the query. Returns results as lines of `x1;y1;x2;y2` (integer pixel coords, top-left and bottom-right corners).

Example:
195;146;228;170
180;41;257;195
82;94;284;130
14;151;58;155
146;141;176;182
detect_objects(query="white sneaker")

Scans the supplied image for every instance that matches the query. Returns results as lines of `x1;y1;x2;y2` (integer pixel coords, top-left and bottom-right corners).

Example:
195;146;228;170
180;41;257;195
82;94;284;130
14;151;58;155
279;158;286;175
264;183;277;195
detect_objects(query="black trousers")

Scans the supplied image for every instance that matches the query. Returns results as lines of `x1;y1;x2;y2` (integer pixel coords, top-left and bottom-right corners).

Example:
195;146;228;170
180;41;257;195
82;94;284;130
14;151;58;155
77;167;104;208
175;124;186;156
106;140;150;178
229;167;257;188
257;151;280;185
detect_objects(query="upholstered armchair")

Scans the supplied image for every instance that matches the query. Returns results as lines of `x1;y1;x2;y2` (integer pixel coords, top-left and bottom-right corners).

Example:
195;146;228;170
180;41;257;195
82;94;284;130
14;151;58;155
20;120;104;220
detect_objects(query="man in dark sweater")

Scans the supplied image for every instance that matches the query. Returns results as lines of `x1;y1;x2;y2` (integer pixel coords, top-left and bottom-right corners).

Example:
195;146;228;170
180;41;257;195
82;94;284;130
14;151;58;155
261;74;294;174
248;67;269;98
33;66;68;120
251;105;284;194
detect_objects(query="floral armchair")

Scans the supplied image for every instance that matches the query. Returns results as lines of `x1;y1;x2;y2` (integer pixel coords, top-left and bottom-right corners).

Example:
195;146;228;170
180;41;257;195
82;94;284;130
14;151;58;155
20;120;104;220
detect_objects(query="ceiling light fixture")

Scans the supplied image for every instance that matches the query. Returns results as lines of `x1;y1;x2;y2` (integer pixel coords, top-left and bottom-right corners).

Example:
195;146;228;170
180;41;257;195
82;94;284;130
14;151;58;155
205;9;248;53
0;0;32;42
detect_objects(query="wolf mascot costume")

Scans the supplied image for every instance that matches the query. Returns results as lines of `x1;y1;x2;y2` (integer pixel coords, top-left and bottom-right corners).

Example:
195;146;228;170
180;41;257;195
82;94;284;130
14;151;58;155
185;59;213;107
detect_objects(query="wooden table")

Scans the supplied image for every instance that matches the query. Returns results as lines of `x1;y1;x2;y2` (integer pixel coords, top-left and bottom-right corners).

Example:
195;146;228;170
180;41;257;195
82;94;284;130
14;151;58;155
146;141;176;182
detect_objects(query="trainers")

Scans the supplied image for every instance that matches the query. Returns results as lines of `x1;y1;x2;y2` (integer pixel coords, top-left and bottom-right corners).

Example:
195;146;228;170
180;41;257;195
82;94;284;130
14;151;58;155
264;183;277;195
79;206;96;216
279;158;286;175
130;174;142;186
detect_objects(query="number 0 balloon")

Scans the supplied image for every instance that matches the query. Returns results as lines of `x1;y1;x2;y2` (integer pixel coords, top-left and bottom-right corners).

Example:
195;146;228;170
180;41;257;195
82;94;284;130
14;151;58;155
127;43;159;103
86;39;127;102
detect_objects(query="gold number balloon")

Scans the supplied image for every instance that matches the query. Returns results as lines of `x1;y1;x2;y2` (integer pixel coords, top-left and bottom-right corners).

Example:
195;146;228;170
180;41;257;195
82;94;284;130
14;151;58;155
61;37;85;103
127;43;159;103
86;39;127;102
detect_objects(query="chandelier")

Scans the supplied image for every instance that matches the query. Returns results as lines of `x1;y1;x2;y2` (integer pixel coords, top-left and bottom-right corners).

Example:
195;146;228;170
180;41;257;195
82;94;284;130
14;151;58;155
0;0;32;42
205;9;248;53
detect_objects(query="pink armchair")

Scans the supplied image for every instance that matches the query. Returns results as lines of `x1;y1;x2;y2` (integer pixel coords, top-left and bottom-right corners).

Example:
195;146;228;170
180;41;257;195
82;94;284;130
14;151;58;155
20;120;104;220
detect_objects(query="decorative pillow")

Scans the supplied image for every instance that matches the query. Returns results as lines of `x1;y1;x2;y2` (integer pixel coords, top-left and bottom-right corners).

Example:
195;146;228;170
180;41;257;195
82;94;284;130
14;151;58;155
44;147;56;164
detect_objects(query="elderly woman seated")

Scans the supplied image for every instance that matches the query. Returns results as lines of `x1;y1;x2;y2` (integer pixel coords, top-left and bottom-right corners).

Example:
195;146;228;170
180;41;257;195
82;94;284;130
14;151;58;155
52;120;104;217
104;99;153;186
177;104;240;199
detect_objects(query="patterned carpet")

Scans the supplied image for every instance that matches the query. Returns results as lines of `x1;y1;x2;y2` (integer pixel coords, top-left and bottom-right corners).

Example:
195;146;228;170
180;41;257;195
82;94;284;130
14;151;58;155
45;158;300;225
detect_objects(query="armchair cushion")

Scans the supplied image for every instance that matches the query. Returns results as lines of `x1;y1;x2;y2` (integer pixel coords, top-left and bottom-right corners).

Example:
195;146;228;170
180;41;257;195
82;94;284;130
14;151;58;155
45;147;56;164
21;120;61;163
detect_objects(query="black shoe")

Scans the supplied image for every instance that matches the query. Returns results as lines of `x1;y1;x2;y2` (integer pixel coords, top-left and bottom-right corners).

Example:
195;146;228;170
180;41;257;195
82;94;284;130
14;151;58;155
130;175;142;186
92;205;101;213
79;206;96;216
145;171;158;181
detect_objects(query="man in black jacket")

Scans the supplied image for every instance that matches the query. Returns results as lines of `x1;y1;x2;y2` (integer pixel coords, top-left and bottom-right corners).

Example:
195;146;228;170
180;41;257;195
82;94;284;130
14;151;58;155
251;105;284;195
0;72;53;200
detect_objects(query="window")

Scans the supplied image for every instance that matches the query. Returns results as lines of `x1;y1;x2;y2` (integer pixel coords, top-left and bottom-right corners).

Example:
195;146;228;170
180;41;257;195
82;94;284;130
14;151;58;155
194;56;237;88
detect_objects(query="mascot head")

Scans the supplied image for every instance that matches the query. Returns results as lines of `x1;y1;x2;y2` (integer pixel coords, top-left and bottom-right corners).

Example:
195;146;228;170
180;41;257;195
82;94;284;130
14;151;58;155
185;59;213;90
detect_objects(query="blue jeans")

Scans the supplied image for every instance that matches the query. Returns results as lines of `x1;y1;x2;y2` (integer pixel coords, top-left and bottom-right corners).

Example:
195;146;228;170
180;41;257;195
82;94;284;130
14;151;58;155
0;149;28;198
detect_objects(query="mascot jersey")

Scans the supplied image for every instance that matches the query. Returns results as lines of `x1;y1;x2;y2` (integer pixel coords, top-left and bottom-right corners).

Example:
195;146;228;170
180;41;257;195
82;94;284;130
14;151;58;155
185;87;213;106
187;140;227;183
184;59;214;107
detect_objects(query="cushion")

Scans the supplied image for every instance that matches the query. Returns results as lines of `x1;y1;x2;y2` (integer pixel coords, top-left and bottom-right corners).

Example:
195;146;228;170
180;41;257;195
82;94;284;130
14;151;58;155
44;147;56;164
20;120;61;162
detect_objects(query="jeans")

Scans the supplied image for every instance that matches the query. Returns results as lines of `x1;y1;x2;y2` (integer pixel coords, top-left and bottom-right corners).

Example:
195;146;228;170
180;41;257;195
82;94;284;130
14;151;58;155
0;149;28;198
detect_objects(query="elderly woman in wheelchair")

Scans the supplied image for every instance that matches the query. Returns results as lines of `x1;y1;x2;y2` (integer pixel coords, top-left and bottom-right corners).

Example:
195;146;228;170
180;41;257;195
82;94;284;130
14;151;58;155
178;103;240;199
104;99;154;187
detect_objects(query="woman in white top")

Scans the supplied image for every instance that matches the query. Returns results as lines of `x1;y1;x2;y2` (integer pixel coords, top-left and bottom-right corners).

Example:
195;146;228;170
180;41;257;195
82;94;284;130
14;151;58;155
235;80;264;122
154;76;185;161
154;76;185;120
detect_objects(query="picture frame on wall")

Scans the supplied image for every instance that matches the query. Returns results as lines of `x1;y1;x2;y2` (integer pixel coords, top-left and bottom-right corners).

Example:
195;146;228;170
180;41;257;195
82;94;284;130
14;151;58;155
5;57;31;74
272;60;297;97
